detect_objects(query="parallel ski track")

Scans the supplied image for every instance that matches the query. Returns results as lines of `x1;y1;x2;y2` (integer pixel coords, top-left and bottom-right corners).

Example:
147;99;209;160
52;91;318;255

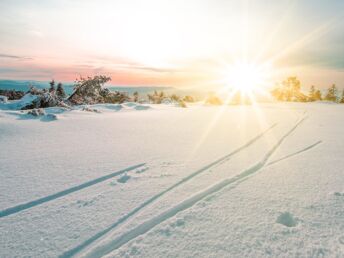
61;123;277;257
79;117;306;258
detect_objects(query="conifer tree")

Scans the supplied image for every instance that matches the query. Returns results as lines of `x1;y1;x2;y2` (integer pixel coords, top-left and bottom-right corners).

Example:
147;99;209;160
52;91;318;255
308;85;316;101
340;89;344;103
314;89;322;101
49;80;55;93
325;84;338;102
133;91;139;102
56;82;66;99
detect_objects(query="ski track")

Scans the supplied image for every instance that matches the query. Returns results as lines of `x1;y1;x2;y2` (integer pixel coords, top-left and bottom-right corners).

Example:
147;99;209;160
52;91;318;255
76;117;307;258
60;123;277;257
266;140;322;166
0;163;146;218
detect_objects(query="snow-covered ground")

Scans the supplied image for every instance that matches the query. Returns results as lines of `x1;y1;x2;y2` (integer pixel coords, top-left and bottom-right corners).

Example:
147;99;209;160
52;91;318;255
0;102;343;257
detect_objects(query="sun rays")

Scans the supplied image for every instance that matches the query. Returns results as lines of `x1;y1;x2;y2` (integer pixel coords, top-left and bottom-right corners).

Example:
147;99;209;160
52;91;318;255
185;1;340;161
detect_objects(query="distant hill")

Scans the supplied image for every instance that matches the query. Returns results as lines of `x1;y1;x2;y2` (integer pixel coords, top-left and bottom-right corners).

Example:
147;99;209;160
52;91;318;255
0;79;176;96
0;79;210;101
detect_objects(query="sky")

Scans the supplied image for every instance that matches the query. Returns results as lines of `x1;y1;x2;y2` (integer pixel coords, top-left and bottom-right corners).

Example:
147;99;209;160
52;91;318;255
0;0;344;89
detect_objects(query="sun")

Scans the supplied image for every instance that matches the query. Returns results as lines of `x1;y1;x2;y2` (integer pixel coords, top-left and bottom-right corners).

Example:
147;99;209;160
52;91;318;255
225;61;272;95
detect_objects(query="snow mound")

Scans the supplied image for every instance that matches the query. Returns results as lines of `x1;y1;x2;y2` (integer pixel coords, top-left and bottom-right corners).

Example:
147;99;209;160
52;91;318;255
25;109;58;121
123;102;137;107
42;114;58;121
276;212;298;227
92;104;123;111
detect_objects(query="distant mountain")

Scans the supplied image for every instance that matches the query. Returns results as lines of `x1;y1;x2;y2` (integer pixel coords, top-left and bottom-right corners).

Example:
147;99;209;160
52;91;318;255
0;79;176;96
0;79;69;92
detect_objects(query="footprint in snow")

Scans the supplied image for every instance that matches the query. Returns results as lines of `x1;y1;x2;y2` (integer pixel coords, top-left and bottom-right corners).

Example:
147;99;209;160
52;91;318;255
117;174;131;183
171;219;185;228
109;181;117;186
158;228;172;237
333;191;344;197
75;199;95;207
276;212;298;227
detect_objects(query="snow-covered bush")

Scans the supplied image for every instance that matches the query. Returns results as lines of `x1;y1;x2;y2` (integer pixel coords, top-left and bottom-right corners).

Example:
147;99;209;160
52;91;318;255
147;91;165;104
0;89;24;100
82;106;101;113
27;108;46;116
178;100;187;108
183;95;195;102
68;76;129;105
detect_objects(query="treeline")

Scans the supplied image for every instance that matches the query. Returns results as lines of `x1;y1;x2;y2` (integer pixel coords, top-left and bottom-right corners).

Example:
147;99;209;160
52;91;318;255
271;76;344;103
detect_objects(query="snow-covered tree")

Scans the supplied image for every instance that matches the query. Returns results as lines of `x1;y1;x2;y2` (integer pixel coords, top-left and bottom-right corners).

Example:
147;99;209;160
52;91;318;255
133;91;139;102
56;83;66;99
68;75;112;105
49;80;56;93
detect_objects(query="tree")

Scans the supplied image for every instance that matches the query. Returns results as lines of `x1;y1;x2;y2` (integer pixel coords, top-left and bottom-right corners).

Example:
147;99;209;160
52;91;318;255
308;85;316;101
133;91;139;102
314;89;322;101
56;83;66;99
49;80;56;93
308;86;322;101
340;89;344;103
68;75;112;105
282;76;301;101
325;84;338;102
270;76;304;102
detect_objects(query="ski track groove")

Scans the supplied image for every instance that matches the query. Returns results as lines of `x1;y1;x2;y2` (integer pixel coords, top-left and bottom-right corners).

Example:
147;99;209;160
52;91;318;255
60;123;277;257
74;117;307;258
0;163;146;218
266;140;322;166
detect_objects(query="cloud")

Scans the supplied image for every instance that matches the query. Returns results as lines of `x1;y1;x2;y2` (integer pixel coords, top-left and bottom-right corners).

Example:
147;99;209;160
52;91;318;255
0;53;33;60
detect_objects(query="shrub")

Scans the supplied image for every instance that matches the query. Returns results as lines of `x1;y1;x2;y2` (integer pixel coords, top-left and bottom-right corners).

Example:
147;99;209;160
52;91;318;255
205;95;222;105
183;95;195;102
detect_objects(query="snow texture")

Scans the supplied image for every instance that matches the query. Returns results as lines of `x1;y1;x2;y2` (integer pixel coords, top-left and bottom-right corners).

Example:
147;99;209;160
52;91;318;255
0;102;343;258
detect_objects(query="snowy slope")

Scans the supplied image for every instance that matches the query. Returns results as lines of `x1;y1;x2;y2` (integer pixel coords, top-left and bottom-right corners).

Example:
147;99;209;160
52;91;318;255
0;102;343;257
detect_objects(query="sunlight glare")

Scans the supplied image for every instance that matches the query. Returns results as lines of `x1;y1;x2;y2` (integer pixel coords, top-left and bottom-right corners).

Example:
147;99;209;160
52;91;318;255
225;61;272;94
